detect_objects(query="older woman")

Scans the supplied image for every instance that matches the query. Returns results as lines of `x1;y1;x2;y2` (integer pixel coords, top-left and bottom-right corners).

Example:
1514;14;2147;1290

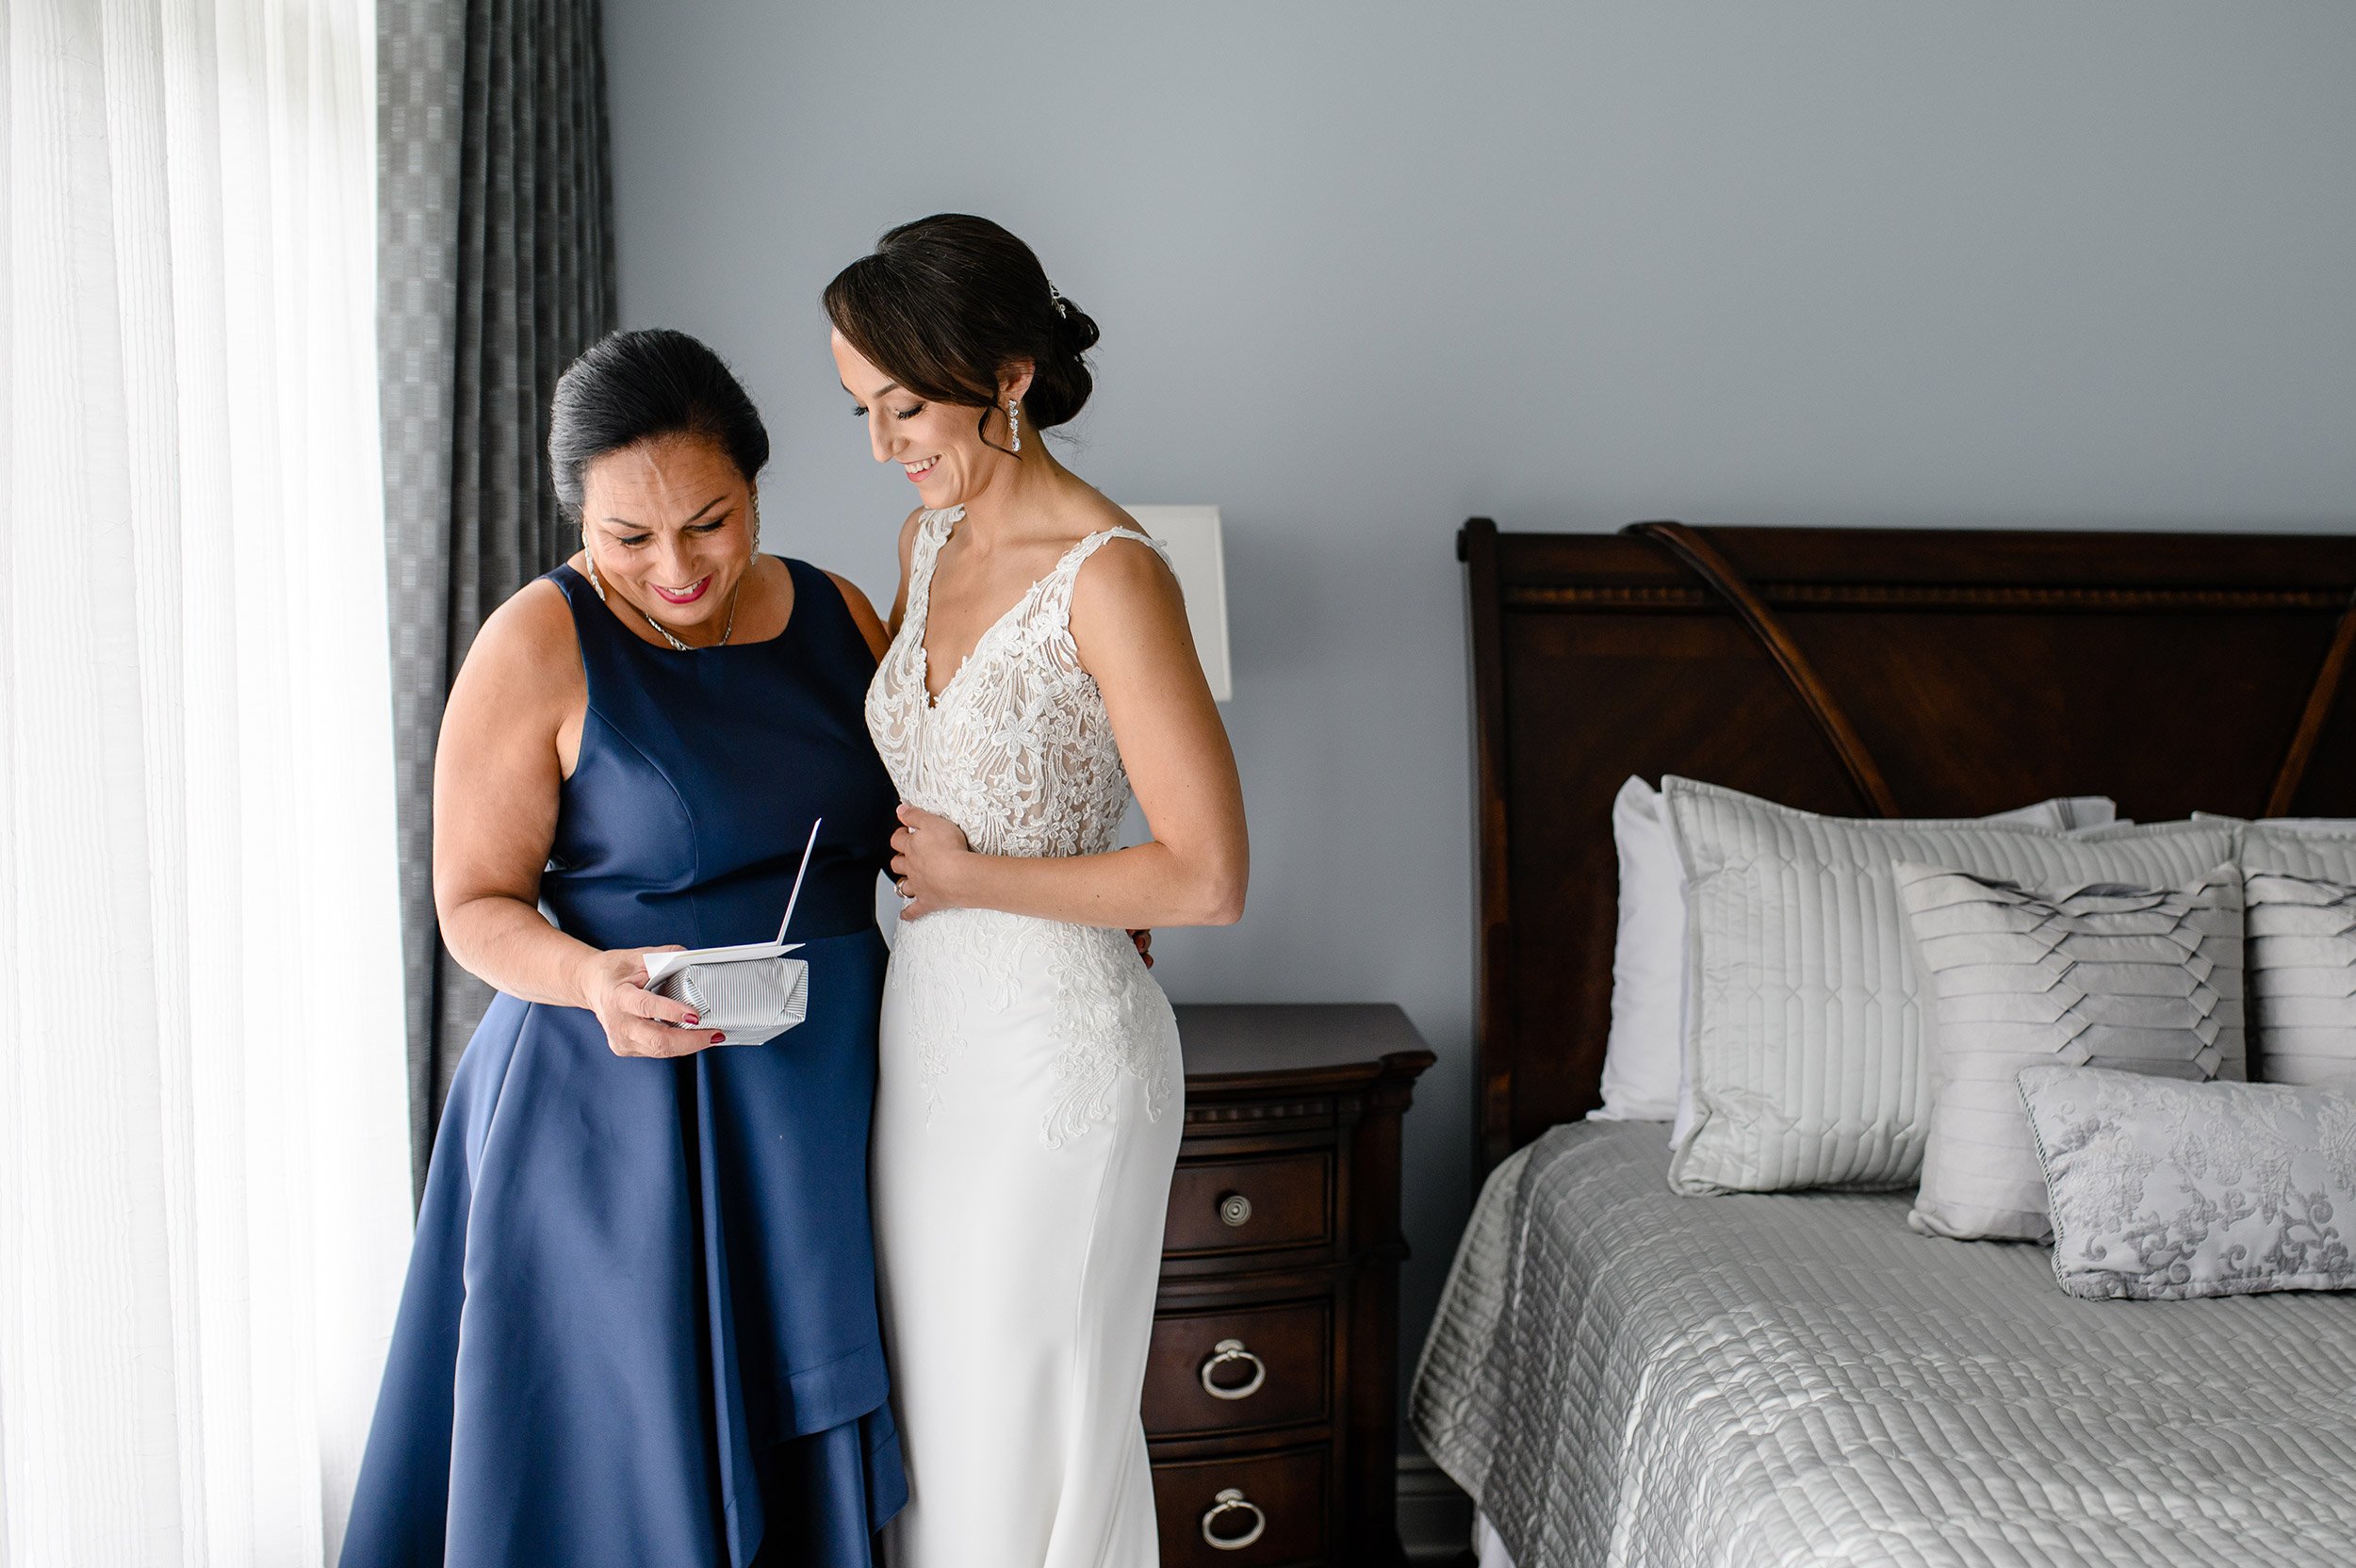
343;330;905;1568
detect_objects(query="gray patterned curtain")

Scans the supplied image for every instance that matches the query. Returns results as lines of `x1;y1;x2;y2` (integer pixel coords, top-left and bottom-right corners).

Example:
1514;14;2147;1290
380;0;617;1189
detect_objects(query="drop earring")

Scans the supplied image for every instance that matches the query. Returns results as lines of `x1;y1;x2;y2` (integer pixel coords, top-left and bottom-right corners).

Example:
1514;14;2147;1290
1008;400;1022;454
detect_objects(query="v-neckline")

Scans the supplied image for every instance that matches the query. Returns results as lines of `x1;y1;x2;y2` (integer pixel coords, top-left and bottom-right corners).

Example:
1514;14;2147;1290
915;512;1083;711
918;584;1036;710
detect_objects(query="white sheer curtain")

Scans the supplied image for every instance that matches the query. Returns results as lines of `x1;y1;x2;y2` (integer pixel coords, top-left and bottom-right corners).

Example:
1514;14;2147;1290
1;2;413;1563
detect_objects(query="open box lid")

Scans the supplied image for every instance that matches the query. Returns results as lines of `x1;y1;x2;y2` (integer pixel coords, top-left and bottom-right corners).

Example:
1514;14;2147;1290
641;818;820;987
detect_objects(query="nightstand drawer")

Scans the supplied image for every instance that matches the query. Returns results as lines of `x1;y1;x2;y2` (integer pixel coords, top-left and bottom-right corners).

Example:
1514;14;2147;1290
1153;1446;1327;1567
1164;1152;1332;1256
1143;1298;1331;1437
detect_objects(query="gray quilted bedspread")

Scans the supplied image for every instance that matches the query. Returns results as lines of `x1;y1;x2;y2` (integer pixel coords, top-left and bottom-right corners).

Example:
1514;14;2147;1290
1412;1120;2356;1566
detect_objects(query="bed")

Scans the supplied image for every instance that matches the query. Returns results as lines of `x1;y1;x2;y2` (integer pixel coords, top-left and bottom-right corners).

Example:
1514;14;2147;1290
1415;520;2356;1566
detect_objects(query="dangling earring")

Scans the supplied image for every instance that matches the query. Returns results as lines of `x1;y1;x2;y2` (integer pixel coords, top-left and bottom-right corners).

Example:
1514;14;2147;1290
1008;400;1022;454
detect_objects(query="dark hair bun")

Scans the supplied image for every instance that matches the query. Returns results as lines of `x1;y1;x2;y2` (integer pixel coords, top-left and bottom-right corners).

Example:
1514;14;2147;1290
824;215;1098;446
1027;295;1100;429
548;328;768;518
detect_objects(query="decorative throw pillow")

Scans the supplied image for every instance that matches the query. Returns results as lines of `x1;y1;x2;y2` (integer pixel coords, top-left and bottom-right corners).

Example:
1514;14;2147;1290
1660;776;2233;1197
2019;1064;2356;1299
1594;777;2118;1124
2241;822;2356;1087
1896;862;2243;1241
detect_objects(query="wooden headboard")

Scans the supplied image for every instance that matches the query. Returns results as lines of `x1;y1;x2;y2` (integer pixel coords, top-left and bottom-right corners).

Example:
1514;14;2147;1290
1461;519;2356;1180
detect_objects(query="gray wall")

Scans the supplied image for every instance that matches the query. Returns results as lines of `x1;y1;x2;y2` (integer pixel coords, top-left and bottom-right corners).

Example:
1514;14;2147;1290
604;0;2356;1442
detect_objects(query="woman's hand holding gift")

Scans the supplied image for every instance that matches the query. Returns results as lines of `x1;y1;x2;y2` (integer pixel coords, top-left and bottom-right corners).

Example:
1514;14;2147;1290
576;945;728;1055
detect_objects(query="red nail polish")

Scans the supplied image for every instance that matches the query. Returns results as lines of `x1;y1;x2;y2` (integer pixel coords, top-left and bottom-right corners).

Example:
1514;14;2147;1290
684;1013;700;1026
712;1033;726;1044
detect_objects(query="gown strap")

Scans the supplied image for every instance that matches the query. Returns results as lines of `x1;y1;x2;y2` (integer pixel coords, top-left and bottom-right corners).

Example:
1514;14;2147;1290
902;510;961;632
1030;527;1171;637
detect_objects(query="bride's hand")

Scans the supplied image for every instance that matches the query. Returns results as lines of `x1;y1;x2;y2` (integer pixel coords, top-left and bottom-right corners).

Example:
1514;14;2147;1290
891;805;973;922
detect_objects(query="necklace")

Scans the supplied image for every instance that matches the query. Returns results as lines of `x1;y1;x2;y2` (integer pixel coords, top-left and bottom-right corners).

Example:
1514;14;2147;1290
584;555;740;650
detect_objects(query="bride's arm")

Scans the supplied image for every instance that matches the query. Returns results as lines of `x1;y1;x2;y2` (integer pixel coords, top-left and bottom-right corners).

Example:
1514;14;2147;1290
890;536;1248;930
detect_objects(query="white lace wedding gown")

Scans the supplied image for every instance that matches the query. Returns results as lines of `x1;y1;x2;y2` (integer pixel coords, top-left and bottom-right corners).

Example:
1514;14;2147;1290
865;507;1184;1568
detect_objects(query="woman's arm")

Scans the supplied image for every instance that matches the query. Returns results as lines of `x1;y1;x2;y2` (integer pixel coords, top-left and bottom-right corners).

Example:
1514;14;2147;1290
891;536;1248;930
434;582;712;1054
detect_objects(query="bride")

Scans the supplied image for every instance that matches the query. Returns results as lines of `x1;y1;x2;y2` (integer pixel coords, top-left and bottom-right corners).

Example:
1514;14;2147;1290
826;215;1249;1567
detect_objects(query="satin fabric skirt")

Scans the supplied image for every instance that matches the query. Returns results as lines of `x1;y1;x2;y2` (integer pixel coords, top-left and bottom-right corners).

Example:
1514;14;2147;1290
344;929;907;1568
871;912;1184;1568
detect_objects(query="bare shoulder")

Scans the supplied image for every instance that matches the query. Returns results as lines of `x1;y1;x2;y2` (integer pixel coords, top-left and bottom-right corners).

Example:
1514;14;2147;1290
824;569;881;618
1068;526;1184;641
1080;527;1176;587
450;575;581;717
472;576;578;677
1065;479;1176;593
1057;482;1142;543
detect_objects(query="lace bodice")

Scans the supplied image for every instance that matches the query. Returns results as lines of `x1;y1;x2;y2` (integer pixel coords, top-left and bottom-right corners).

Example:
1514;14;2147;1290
865;507;1177;1146
868;508;1163;855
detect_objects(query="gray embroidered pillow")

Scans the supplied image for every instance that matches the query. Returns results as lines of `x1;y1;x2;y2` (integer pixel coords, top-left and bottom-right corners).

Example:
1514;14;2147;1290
2241;823;2356;1086
1895;862;2244;1242
2019;1065;2356;1299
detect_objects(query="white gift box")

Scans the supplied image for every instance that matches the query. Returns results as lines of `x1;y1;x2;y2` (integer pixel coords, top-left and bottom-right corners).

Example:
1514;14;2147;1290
638;819;823;1049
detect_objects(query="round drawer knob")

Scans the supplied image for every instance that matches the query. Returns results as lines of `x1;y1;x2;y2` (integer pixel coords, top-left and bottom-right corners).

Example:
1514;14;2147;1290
1201;1487;1267;1551
1218;1192;1252;1228
1200;1338;1268;1401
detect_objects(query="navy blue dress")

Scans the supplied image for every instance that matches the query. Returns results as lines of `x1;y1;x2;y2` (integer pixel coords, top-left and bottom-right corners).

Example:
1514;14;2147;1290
344;559;908;1568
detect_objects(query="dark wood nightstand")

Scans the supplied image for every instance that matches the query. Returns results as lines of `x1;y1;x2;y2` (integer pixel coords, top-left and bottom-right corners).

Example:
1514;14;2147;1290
1148;1004;1436;1567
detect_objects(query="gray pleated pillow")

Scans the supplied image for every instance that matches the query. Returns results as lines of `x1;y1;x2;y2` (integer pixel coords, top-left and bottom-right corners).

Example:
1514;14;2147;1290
2241;823;2356;1087
1895;861;2245;1242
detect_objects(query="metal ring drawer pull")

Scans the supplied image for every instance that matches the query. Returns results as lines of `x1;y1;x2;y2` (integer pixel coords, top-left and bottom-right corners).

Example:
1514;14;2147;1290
1200;1338;1267;1401
1219;1192;1252;1228
1201;1488;1267;1551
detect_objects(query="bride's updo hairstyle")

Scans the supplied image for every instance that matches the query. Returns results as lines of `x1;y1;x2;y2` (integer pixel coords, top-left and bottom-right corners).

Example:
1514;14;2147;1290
548;328;771;518
823;214;1100;452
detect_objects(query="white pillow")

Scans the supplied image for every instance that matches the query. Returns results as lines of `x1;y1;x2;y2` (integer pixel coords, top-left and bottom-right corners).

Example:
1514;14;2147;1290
1591;777;2119;1125
1660;776;2228;1196
1593;777;1687;1120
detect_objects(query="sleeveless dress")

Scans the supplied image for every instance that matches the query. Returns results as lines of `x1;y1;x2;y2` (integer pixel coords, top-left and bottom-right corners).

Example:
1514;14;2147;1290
343;558;908;1568
864;509;1185;1568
